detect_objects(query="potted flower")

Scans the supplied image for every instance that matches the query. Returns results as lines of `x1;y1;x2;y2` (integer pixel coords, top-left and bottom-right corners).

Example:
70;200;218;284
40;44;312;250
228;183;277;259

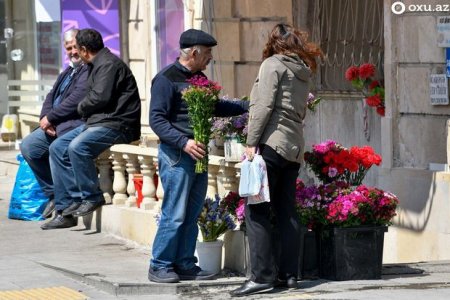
299;140;399;281
220;191;246;228
318;185;399;281
196;194;236;274
211;96;249;161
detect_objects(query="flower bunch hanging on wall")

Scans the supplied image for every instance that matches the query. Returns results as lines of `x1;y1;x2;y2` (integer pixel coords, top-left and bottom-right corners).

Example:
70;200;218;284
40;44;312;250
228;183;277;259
345;63;385;116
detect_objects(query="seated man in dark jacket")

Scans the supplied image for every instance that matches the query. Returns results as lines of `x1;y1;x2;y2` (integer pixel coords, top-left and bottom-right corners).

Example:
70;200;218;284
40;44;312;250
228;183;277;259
40;28;141;230
20;28;88;220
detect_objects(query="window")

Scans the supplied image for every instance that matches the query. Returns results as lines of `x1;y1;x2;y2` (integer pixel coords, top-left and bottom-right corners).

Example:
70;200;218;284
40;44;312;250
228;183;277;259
311;0;384;91
155;0;184;70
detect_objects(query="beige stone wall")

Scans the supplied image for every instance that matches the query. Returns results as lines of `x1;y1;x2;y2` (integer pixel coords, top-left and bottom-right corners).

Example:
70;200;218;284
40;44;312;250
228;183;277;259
121;0;152;135
381;169;450;263
389;3;449;169
200;0;293;98
380;0;450;263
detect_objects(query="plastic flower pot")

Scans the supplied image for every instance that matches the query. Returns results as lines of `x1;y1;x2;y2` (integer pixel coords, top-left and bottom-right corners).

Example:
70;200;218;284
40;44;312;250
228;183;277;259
195;240;224;274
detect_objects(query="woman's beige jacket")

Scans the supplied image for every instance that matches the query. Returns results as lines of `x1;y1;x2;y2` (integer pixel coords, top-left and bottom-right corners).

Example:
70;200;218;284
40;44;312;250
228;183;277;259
246;54;311;163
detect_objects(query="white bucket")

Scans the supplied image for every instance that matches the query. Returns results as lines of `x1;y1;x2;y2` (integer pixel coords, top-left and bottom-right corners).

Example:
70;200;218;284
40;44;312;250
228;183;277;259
195;240;224;274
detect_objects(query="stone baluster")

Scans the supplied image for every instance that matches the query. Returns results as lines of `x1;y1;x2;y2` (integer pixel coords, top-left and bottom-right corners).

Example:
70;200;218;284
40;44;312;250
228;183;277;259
124;153;140;207
97;150;113;204
139;155;157;210
154;156;164;209
207;165;220;198
112;153;128;205
217;164;239;198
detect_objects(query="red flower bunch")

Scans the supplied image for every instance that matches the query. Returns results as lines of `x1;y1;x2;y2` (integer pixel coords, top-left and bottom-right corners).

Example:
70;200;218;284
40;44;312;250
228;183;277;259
304;140;382;186
345;63;385;116
220;191;246;225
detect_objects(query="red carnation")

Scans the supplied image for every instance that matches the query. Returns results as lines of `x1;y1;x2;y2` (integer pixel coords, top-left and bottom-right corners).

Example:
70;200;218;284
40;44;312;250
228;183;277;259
345;66;359;81
369;80;380;90
358;63;375;80
376;106;385;116
366;95;382;107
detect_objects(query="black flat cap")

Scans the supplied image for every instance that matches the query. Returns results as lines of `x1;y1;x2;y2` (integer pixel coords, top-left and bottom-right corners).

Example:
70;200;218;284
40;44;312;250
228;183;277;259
179;29;217;48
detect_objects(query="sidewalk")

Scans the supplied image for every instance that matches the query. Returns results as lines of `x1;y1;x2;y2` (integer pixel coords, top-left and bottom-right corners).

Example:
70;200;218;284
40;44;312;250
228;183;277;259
1;146;450;299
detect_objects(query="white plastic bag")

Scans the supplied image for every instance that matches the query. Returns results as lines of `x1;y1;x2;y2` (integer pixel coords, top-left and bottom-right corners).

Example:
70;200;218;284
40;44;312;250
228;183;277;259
239;154;270;205
239;157;261;197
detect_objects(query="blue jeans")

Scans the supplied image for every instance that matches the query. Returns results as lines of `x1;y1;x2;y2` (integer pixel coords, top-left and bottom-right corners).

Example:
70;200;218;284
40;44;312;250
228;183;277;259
49;125;127;211
150;142;207;270
20;128;56;198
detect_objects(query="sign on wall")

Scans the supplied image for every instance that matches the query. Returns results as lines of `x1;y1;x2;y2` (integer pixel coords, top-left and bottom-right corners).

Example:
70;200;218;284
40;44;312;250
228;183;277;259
429;74;449;105
437;16;450;47
447;48;450;77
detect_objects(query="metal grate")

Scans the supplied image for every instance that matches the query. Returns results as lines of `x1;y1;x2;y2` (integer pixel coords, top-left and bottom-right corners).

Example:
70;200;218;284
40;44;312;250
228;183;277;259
312;0;384;91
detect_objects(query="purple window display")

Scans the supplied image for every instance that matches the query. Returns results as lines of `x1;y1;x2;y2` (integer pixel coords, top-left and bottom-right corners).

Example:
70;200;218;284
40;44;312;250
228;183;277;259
61;0;120;68
157;0;184;69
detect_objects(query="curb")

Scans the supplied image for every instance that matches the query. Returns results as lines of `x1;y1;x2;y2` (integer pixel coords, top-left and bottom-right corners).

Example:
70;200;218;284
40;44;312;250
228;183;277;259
38;262;245;296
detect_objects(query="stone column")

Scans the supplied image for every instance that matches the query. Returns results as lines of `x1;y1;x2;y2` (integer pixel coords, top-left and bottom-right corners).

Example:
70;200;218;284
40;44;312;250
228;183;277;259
154;156;164;210
124;153;140;207
207;164;219;198
217;164;238;198
96;150;113;204
112;153;128;205
139;155;157;210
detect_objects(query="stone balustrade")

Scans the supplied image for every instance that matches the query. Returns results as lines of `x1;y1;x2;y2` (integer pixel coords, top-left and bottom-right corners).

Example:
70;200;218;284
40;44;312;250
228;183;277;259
97;144;242;212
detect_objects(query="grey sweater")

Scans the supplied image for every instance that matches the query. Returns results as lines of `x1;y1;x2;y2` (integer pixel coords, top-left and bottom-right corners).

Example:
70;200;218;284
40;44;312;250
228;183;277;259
246;54;311;163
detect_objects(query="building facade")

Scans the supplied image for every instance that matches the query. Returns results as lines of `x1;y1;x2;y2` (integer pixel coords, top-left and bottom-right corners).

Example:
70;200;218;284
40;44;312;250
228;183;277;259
1;0;449;264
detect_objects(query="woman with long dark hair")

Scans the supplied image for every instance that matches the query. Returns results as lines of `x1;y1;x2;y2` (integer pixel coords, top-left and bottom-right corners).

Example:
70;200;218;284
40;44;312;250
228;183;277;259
231;23;322;297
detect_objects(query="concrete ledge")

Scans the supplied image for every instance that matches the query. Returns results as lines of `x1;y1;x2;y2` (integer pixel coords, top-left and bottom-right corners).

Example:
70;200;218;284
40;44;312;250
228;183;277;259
38;262;245;296
101;204;158;246
38;260;447;297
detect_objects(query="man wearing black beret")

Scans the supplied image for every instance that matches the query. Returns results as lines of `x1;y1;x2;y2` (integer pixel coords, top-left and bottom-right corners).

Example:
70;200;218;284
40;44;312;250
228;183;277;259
179;28;218;49
148;29;248;283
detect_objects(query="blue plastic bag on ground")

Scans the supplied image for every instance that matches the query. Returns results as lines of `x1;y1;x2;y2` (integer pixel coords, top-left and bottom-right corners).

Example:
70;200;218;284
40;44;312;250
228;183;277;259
8;154;48;221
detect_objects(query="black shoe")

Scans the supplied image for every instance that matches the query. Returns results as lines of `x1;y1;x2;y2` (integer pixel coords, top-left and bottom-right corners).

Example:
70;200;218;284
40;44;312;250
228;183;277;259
62;202;82;217
230;280;274;297
40;214;77;230
148;267;180;283
175;266;216;280
275;276;298;288
42;199;55;218
72;200;105;217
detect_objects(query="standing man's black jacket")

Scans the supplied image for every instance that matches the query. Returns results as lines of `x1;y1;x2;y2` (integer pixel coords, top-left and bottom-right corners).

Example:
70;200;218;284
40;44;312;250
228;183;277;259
78;47;141;142
40;64;88;136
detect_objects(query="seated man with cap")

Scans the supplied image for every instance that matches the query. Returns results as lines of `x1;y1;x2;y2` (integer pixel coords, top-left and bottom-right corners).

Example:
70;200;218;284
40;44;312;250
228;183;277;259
148;28;248;283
